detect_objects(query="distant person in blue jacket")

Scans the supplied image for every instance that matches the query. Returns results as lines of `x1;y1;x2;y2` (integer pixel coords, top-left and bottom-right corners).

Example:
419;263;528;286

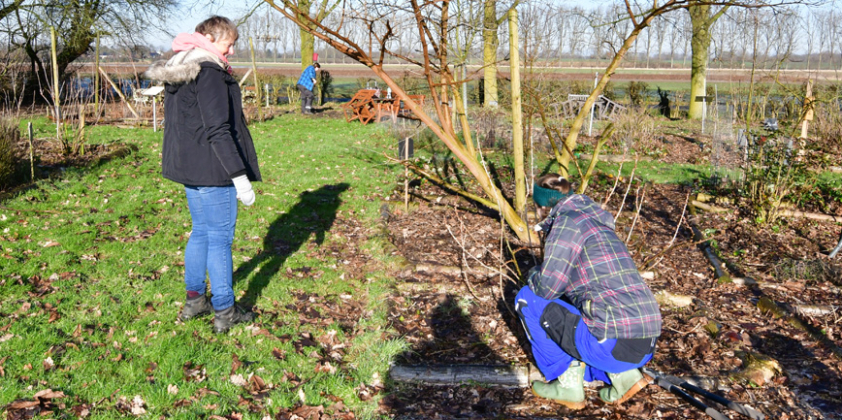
297;62;320;114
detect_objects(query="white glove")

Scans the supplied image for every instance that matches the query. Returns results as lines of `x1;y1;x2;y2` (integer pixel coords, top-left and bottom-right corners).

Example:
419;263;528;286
232;175;255;206
311;78;317;85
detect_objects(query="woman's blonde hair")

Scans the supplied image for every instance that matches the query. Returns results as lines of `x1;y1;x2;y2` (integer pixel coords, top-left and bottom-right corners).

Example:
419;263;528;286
195;16;239;42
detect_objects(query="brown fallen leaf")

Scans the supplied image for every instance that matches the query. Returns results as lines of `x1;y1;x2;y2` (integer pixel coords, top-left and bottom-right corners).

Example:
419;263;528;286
145;362;158;374
195;388;220;399
291;405;324;420
8;400;39;409
231;353;242;375
34;389;66;400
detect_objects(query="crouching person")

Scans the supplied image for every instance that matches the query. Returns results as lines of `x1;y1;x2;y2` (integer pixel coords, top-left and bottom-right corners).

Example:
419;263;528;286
517;176;661;409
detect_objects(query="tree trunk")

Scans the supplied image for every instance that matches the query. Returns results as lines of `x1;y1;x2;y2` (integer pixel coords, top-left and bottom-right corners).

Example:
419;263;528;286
508;8;525;215
298;0;314;69
373;68;538;243
688;5;712;120
483;0;499;107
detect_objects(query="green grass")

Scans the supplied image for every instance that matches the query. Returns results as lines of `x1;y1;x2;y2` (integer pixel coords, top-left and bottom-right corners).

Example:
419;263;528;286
1;115;405;419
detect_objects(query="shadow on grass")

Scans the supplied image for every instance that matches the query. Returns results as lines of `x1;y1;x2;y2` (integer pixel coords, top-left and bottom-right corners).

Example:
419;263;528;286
234;183;349;308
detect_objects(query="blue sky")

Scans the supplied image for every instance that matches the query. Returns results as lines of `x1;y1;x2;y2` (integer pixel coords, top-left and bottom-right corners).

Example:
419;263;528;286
151;0;261;49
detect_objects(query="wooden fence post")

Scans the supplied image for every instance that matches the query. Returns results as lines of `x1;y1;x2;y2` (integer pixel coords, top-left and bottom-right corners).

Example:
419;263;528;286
249;37;262;121
50;26;61;142
28;122;34;181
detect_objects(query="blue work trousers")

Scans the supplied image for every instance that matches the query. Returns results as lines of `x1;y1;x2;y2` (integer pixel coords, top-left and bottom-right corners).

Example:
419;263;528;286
515;286;654;384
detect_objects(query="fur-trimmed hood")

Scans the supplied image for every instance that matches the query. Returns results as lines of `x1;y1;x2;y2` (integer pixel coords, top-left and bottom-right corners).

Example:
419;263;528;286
144;48;228;84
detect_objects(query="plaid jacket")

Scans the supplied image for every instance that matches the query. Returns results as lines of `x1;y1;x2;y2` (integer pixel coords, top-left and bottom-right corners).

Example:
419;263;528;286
530;194;662;340
297;65;317;91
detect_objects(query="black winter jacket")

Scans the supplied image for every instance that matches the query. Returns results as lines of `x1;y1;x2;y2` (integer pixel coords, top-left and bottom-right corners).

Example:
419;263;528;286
145;49;261;186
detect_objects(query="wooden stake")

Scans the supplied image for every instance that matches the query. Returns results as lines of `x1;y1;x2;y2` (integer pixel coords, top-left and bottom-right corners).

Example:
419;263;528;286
508;8;525;215
78;107;85;155
404;138;409;212
801;79;813;139
27;122;34;181
94;32;100;114
238;68;253;88
97;66;139;119
249;37;262;121
50;26;61;142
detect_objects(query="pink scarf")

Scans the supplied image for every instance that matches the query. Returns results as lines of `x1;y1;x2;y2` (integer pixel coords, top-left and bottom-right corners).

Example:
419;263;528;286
171;32;232;73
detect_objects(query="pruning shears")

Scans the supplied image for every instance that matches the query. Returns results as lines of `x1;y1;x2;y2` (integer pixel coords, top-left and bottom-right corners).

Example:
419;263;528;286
641;367;765;420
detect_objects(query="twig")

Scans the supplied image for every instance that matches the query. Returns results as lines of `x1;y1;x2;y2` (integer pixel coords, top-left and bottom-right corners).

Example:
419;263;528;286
625;184;646;244
386;154;500;211
476;137;517;318
646;190;690;270
446;223;480;300
642;234;723;270
614;156;639;223
603;161;624;209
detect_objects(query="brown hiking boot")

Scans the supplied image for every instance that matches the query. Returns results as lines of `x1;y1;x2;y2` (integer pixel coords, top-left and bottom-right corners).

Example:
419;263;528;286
179;295;212;321
213;303;255;334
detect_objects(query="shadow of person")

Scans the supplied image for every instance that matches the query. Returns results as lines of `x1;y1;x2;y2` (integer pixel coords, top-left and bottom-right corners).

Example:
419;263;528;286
498;279;534;366
234;183;349;308
384;293;526;417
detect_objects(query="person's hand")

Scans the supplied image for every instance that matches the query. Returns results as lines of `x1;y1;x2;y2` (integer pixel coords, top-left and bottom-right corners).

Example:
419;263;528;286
311;78;317;85
526;267;539;290
232;175;255;206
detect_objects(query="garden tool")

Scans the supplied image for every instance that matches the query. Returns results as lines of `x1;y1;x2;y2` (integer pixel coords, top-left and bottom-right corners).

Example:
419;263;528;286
641;367;765;420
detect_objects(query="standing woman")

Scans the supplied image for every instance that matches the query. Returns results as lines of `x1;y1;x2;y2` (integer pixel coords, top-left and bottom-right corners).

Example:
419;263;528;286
146;16;261;333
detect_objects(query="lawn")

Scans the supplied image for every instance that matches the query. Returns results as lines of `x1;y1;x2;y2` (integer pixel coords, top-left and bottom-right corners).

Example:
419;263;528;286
1;114;408;419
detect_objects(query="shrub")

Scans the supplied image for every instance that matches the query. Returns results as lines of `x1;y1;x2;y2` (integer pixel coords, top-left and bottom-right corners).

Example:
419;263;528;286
612;106;656;156
813;101;842;152
627;81;649;107
317;70;334;104
0;117;20;187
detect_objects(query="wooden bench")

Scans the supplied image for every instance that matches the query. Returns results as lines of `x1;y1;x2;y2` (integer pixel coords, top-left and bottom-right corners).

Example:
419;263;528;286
341;89;378;123
374;98;401;123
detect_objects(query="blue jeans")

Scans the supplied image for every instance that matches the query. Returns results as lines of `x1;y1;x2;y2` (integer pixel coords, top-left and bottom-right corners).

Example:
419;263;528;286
184;185;238;310
515;286;654;384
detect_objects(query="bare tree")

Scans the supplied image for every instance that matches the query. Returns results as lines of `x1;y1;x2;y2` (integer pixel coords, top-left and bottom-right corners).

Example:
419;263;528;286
3;0;177;100
262;0;541;242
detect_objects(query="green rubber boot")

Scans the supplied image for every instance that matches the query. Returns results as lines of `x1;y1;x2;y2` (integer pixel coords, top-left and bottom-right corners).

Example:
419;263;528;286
531;361;586;410
599;369;649;404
